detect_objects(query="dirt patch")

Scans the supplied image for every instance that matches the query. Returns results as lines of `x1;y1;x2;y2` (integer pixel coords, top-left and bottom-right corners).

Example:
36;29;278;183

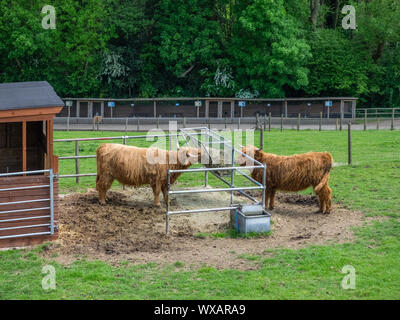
44;187;369;270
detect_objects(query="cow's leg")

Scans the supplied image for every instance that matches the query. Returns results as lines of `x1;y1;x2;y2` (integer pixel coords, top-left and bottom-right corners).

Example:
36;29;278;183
162;186;168;204
269;189;276;210
96;174;113;204
152;183;162;207
264;189;269;210
320;185;332;214
316;191;325;213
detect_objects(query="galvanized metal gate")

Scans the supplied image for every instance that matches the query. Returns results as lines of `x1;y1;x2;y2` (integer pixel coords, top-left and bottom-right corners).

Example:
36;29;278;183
0;169;55;241
165;127;266;233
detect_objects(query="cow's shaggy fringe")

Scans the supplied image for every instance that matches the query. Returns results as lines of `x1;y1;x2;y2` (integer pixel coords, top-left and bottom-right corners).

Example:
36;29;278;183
96;144;202;206
239;146;333;214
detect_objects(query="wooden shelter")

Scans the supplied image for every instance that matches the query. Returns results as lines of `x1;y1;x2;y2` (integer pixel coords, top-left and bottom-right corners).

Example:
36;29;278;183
0;81;63;248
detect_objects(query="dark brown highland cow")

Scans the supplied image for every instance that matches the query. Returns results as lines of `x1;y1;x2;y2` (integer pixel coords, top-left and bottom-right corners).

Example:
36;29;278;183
238;146;333;214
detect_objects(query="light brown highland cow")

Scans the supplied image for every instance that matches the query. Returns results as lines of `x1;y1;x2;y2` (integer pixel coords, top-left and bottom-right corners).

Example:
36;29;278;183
238;146;333;214
96;144;202;206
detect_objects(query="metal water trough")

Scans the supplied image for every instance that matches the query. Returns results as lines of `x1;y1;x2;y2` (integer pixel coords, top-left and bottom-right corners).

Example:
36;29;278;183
230;204;271;234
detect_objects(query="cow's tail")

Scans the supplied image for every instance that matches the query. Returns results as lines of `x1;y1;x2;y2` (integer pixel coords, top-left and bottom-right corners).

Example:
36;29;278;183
314;153;333;193
314;173;330;192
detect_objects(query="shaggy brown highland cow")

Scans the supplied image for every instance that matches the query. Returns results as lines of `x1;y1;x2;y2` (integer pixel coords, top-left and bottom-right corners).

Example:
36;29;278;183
96;144;202;206
238;146;333;214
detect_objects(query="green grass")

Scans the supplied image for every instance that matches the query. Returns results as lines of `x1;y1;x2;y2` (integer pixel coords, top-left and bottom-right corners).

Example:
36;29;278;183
1;129;399;299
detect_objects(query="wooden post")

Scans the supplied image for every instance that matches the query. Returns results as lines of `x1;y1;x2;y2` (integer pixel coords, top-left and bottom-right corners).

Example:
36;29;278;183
77;101;80;118
297;113;300;131
280;114;283;132
67;105;70;131
153;100;157;118
205;100;209;118
256;113;260;129
208;117;210;129
125;118;128;134
319;112;322;131
137;117;140;131
364;109;367;131
260;127;264;150
376;110;379;130
46;120;51;170
49;119;54;170
340;116;343;131
75;140;80;184
268;112;271;132
100;101;104;117
391;108;395;131
88;101;93;118
284;100;288;118
263;114;267;131
340;100;344;120
22;121;26;172
348;122;352;165
230;101;234;118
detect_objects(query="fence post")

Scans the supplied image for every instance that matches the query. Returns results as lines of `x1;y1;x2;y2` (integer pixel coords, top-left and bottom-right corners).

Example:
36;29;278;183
391;108;395;130
269;112;271;132
157;115;160;129
75;141;80;184
137;117;140;131
67;116;70;132
280;114;283;132
125;118;128;134
364;109;367;131
225;117;227;129
319;112;322;131
340;116;343;131
336;118;338;131
376;110;379;130
297;113;300;131
183;117;187;128
208;117;211;129
260;127;264;150
263;115;266;131
238;118;240;129
256;114;260;130
348;122;352;165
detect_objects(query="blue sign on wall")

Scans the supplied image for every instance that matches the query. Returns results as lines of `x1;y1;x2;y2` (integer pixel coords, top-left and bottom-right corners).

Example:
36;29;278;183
325;100;332;107
238;101;246;107
108;101;115;108
176;102;180;106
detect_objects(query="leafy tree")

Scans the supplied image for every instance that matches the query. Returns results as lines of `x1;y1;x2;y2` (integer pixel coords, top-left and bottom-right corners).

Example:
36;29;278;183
304;29;371;98
229;0;311;97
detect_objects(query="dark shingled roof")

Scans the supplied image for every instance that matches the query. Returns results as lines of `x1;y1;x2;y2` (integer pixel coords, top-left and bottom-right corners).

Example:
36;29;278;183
0;81;64;111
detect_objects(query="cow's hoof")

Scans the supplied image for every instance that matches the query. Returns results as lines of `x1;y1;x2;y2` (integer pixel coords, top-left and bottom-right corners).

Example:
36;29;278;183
99;200;106;205
323;211;331;215
315;209;323;214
